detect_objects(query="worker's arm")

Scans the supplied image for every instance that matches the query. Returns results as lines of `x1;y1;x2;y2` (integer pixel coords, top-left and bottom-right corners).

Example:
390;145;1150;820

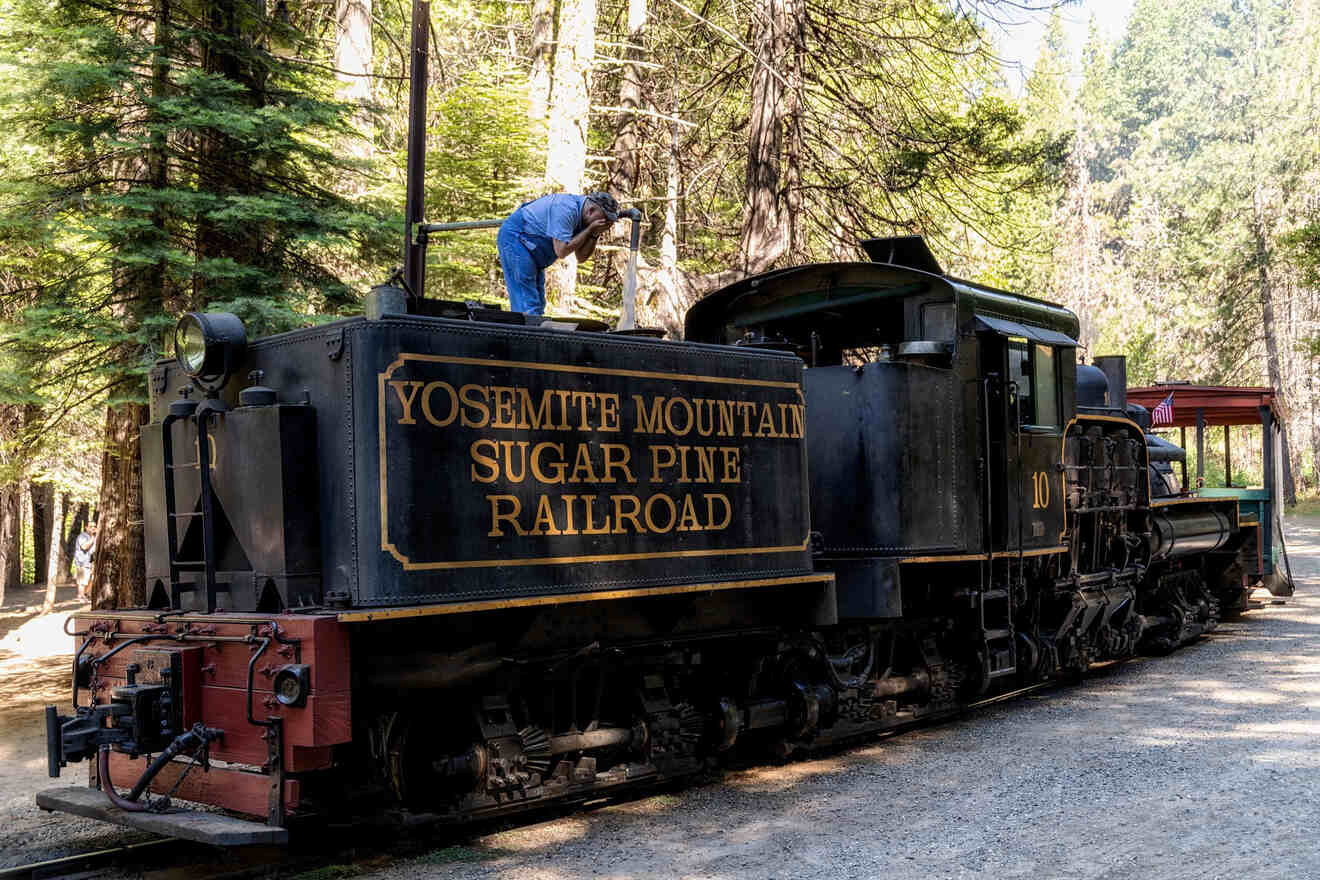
553;218;612;260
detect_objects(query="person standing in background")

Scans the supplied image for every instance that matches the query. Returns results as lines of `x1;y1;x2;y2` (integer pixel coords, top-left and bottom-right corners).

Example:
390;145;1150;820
73;521;96;601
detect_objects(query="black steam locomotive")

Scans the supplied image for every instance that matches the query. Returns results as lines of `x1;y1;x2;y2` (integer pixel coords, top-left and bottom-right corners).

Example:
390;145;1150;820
38;234;1277;845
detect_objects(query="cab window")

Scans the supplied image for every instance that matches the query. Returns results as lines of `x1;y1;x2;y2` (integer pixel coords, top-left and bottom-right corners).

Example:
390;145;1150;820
1007;340;1060;430
1034;344;1058;427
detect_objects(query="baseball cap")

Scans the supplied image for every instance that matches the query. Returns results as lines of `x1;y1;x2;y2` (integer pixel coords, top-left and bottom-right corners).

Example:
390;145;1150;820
584;191;620;222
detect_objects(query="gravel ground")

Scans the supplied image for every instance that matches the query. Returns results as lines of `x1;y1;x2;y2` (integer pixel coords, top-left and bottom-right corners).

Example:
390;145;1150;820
2;523;1318;878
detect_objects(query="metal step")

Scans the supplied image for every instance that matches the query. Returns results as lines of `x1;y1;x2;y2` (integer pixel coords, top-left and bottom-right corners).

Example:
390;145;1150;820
36;786;286;846
983;629;1014;641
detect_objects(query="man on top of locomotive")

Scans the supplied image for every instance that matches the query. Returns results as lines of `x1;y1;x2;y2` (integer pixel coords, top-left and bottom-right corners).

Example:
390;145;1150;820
497;191;619;316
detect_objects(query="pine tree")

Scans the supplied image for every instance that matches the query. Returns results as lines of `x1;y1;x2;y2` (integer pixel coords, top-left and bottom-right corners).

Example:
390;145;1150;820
0;0;392;605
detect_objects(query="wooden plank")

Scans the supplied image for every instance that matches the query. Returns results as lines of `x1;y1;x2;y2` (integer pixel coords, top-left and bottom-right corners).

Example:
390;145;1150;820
36;786;288;846
106;751;300;816
77;615;350;696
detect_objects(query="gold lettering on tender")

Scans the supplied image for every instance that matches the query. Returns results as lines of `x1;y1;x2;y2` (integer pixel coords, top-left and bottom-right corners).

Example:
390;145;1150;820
676;494;701;531
777;403;793;438
568;444;600;483
561;495;579;534
487;495;525;536
721;447;742;483
459;383;490;428
756;403;776;437
599;394;620;432
470;439;500;483
498;440;528;482
789;403;804;438
492;386;517;428
644;494;677;533
420;381;459;427
695;446;716;483
530;442;566;484
716;400;735;437
676;445;692;483
389;380;424;425
633;395;664;433
611;495;644;534
738;401;757;435
517;388;551;430
601;444;635;483
553;389;573;430
650;445;677;483
529;495;562;535
665;397;694;436
581;495;611;534
570;391;595;431
694;399;715;437
704;493;733;530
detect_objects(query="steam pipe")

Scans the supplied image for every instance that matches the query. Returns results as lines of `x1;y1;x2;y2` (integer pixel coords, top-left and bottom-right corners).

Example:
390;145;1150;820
402;0;431;297
616;208;644;331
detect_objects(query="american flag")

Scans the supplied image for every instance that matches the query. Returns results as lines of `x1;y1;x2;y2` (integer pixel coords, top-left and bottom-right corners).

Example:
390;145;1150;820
1151;392;1175;427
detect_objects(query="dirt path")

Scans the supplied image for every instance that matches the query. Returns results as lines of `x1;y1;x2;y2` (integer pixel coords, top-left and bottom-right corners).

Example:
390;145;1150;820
2;525;1318;877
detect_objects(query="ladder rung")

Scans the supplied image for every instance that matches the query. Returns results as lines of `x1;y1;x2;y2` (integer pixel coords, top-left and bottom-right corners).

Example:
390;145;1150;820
987;667;1017;679
172;562;206;571
981;590;1009;601
983;629;1014;641
170;511;203;518
167;462;199;470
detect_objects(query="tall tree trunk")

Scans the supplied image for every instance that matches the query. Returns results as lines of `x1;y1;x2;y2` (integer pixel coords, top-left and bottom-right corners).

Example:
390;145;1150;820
782;0;805;258
42;491;65;611
57;494;81;579
607;0;646;197
334;0;373;162
30;479;52;586
91;402;148;609
0;485;17;604
653;110;687;337
739;0;803;273
740;0;787;273
543;0;598;308
0;404;20;603
528;0;554;127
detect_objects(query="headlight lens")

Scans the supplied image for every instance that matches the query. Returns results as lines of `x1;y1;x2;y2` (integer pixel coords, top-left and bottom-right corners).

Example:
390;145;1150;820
175;315;208;374
173;312;247;380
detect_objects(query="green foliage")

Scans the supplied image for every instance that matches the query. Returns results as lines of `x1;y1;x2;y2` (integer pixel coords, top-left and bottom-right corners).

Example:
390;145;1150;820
0;0;393;411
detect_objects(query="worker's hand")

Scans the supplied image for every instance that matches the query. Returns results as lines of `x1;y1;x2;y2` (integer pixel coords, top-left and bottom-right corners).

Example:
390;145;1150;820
587;217;612;237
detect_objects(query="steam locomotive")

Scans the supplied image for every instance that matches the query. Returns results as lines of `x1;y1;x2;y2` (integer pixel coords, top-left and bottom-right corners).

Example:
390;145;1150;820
37;235;1281;845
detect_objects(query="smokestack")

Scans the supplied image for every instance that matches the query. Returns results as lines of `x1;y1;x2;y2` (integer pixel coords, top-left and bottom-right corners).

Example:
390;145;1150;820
1092;356;1127;412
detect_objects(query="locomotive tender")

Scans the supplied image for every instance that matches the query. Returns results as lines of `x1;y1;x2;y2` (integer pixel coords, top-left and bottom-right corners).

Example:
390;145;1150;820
37;236;1272;844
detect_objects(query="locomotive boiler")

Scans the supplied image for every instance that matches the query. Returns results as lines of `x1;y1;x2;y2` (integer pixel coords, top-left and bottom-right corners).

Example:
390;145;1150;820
37;237;1269;845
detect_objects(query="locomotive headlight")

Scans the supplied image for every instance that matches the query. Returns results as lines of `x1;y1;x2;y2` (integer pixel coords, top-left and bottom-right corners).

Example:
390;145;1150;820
174;312;247;382
272;664;311;708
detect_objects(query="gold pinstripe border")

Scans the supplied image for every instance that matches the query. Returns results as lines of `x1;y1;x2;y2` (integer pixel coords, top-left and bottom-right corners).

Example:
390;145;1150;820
337;573;835;621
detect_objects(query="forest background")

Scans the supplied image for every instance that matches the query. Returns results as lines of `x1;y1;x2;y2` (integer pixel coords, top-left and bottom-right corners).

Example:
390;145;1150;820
0;0;1317;605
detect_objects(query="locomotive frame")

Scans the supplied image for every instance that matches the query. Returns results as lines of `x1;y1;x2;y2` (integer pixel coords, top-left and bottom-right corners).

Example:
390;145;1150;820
32;0;1289;842
37;237;1283;845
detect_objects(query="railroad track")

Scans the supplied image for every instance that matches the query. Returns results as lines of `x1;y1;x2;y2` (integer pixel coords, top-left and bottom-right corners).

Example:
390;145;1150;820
0;646;1185;879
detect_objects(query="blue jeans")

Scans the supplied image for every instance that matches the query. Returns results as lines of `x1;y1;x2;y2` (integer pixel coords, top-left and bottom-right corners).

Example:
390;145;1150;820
497;212;555;316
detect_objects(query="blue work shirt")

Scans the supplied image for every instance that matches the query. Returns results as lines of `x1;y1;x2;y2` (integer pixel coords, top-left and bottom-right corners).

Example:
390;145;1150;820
511;194;587;268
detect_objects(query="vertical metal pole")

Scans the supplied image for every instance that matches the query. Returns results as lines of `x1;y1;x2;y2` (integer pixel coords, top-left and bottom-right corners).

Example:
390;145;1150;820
1224;424;1232;488
1180;425;1188;490
403;0;431;298
1195;408;1205;489
1261;404;1274;575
